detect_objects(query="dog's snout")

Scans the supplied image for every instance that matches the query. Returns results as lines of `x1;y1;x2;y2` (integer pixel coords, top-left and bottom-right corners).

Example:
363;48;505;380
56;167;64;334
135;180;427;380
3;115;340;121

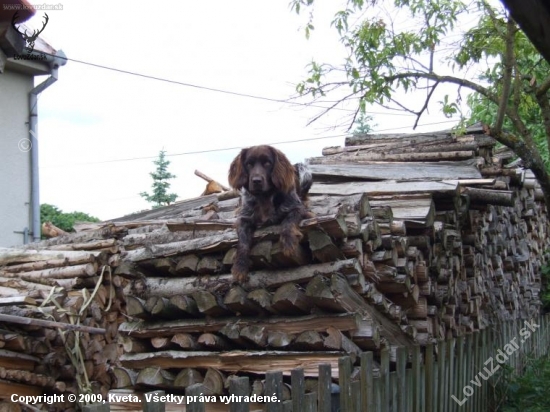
251;176;263;186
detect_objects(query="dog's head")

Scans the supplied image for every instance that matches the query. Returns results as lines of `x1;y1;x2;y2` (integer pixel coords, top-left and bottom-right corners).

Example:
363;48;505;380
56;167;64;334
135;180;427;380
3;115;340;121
228;145;296;195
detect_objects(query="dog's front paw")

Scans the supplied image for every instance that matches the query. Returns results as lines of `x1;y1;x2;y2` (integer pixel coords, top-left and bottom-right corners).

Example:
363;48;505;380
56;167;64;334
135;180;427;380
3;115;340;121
280;226;302;257
231;262;249;284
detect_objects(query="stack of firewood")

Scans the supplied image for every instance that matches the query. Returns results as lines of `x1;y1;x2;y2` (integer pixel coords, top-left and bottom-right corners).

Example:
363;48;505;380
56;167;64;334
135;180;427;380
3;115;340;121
109;125;547;398
0;125;547;408
0;235;126;410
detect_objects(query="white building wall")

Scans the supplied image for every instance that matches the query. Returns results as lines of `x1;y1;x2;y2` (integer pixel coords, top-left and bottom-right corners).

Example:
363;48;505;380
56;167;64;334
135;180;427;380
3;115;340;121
0;70;33;247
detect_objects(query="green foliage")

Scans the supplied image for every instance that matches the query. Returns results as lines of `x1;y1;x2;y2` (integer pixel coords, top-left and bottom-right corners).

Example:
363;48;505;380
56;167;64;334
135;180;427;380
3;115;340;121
140;150;178;208
352;112;376;135
501;354;550;412
541;257;550;312
40;204;100;233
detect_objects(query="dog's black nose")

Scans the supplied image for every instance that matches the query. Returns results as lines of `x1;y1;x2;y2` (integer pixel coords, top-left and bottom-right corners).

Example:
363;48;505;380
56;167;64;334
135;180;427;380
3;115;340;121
252;177;262;186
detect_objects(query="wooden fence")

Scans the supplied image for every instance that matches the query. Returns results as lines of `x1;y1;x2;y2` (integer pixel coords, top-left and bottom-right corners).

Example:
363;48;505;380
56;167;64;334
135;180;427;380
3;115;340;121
84;315;550;412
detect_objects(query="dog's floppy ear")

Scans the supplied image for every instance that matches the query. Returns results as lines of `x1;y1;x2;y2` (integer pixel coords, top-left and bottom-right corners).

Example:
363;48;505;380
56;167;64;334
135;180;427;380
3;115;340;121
228;148;248;190
270;147;296;194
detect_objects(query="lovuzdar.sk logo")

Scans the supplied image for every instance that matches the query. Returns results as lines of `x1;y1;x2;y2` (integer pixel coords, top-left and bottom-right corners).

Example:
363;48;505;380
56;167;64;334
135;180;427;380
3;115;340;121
11;11;49;54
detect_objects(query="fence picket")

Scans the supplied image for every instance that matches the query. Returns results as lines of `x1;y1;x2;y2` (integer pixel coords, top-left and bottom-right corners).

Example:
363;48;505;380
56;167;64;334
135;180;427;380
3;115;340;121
360;351;374;412
425;343;434;412
380;348;390;412
229;376;250;412
318;363;332;412
339;356;352;412
143;390;165;412
186;384;205;412
304;392;317;412
291;368;305;412
396;346;407;412
265;371;284;412
412;345;421;412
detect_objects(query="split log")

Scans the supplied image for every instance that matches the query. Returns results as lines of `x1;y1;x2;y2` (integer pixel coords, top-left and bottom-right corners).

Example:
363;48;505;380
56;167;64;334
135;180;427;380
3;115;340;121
324;327;362;356
223;286;264;316
174;368;203;389
197;333;233;351
113;367;138;388
307;229;346;263
136;367;175;388
171;333;200;350
271;284;313;315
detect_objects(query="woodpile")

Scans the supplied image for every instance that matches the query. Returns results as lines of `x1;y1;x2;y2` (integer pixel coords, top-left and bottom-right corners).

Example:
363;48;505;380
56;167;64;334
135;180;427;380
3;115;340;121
0;124;547;410
0;241;125;411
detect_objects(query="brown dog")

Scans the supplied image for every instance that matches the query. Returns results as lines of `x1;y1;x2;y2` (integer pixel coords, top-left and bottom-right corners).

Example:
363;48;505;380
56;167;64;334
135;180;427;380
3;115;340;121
228;145;312;283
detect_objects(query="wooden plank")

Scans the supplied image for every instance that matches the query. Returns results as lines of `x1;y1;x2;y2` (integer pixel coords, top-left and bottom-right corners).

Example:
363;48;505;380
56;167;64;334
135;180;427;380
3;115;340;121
121;351;346;378
119;313;364;339
310;181;459;197
309;162;482;181
369;196;435;227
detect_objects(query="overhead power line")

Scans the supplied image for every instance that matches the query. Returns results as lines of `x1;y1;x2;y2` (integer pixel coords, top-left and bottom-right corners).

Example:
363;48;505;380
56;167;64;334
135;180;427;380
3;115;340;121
41;52;413;117
41;119;459;168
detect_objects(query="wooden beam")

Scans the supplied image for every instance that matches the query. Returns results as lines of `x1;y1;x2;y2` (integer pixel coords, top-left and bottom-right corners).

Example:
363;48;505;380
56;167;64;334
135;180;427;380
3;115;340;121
121;350;348;378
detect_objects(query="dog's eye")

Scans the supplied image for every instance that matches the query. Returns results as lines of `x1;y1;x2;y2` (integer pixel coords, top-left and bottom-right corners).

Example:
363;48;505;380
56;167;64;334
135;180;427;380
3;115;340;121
264;161;271;168
246;162;254;169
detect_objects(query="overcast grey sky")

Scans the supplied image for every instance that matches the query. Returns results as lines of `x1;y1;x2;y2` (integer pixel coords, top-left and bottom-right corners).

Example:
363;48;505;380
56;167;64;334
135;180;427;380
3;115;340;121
28;0;464;220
